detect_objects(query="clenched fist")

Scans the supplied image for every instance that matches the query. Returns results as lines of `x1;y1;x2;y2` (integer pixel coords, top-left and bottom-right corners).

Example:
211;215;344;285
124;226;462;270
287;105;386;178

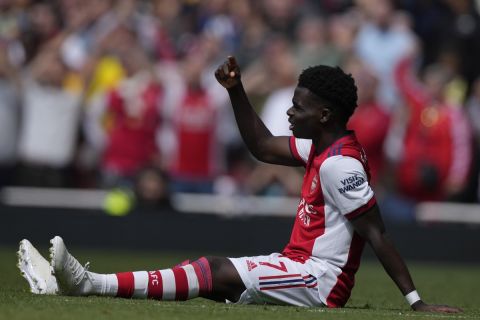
215;56;241;89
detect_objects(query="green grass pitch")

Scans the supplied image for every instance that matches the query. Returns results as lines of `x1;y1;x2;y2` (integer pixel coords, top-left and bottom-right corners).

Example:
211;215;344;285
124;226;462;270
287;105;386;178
0;245;478;320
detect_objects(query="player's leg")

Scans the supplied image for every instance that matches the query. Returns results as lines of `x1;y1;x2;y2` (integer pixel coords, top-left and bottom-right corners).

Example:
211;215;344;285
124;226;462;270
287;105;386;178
49;236;245;302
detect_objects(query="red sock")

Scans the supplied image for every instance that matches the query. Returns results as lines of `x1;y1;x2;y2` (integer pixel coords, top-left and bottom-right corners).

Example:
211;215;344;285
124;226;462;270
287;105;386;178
114;257;212;300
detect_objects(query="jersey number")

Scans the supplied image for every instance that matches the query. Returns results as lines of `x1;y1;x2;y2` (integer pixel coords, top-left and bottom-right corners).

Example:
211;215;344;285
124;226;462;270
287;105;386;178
259;261;288;273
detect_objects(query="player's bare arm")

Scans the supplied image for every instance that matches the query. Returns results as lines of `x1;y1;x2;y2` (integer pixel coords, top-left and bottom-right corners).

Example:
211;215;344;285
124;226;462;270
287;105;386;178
215;56;301;166
351;205;462;313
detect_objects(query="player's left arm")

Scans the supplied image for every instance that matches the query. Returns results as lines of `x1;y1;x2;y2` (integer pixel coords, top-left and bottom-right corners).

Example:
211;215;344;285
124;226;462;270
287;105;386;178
351;206;462;313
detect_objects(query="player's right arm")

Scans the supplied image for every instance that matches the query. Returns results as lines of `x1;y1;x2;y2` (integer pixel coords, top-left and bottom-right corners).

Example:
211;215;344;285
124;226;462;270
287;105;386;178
215;56;302;166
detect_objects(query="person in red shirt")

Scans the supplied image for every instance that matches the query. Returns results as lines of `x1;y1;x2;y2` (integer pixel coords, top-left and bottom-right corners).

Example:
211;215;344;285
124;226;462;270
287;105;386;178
394;56;472;201
101;76;162;185
166;49;221;193
100;45;163;188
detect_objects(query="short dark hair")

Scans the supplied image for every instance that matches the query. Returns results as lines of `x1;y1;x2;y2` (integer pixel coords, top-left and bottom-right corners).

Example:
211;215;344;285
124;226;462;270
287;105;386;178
298;65;358;124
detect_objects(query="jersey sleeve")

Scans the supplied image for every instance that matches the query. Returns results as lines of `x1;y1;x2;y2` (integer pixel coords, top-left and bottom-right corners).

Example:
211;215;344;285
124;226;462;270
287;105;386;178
319;155;376;220
289;137;312;165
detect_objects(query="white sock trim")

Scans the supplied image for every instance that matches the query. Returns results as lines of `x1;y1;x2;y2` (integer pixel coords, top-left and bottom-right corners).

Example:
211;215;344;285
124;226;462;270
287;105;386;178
182;264;199;299
160;269;176;300
132;271;149;298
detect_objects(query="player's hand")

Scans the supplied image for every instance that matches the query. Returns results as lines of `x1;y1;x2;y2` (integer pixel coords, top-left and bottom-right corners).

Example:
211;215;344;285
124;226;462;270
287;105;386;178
412;301;462;313
215;56;241;89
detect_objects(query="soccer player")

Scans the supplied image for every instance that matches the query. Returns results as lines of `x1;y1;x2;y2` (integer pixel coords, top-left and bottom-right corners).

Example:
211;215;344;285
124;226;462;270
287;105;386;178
18;56;460;313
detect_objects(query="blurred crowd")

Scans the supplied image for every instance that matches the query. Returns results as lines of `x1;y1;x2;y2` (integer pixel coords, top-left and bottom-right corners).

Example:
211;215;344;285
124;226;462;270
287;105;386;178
0;0;479;216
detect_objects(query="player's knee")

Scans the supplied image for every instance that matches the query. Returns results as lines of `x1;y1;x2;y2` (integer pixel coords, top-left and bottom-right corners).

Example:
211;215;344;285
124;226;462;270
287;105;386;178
203;256;223;274
204;256;241;283
202;256;235;282
202;256;244;302
188;256;224;281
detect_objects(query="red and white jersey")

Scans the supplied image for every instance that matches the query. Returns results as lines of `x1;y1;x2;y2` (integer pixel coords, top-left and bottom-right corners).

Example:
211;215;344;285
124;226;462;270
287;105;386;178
169;88;219;180
283;132;376;307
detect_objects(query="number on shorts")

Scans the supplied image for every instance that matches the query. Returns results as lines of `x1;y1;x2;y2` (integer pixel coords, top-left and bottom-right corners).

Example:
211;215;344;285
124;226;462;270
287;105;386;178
259;261;288;273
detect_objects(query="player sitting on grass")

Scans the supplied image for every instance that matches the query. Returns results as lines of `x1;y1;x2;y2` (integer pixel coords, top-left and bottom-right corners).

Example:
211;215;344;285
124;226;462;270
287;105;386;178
18;56;460;313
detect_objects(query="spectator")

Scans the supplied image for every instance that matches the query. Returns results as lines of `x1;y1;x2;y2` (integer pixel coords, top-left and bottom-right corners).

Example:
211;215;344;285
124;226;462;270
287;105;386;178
393;55;473;201
86;27;163;188
354;0;416;110
162;44;225;194
260;0;300;40
16;37;82;187
294;15;343;70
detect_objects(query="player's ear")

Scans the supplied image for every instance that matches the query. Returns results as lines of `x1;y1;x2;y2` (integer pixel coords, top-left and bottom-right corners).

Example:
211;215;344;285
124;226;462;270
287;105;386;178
319;108;332;123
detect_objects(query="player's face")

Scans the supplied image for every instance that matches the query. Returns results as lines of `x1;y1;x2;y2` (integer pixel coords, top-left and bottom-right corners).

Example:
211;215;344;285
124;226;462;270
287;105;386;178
287;86;329;139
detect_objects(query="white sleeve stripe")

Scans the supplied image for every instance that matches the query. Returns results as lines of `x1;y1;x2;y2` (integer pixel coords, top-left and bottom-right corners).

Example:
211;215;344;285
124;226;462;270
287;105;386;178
294;138;313;163
289;136;303;162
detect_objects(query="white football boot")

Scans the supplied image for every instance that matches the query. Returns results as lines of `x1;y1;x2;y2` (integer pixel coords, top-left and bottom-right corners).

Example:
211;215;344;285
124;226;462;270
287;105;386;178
17;239;58;294
49;236;95;296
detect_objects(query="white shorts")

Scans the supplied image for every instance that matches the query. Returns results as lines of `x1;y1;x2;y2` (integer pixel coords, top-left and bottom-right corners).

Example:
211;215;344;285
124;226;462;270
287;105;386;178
229;253;327;307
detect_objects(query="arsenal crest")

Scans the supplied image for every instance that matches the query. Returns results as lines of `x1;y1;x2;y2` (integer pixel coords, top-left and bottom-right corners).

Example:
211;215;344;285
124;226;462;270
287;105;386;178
310;174;319;194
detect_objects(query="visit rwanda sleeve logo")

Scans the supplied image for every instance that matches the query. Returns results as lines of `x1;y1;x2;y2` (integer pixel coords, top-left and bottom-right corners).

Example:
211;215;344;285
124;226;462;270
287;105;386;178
337;175;365;194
